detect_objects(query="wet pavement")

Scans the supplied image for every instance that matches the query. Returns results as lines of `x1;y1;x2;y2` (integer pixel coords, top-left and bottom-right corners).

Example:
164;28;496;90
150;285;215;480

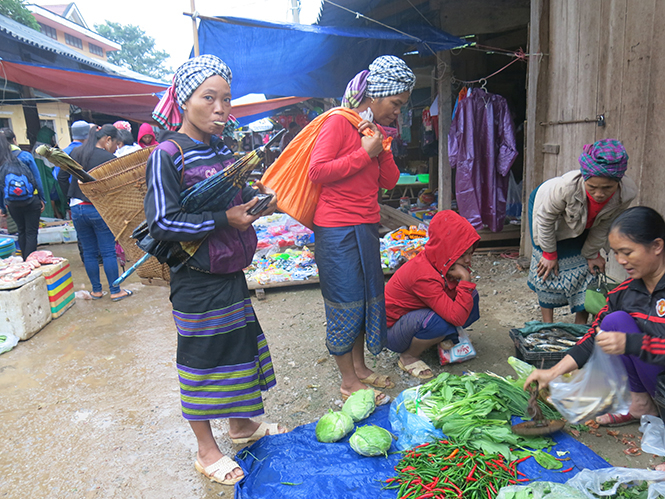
0;243;660;498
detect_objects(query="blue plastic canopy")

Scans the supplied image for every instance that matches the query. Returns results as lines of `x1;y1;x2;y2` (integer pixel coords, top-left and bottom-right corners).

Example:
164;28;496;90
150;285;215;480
197;16;463;99
234;404;610;499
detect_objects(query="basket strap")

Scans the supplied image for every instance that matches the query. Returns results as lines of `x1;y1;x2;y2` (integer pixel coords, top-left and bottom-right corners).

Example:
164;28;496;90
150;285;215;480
167;139;186;186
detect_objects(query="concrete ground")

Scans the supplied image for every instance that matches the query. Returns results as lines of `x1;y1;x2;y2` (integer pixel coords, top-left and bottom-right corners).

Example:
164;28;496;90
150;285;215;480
0;243;659;498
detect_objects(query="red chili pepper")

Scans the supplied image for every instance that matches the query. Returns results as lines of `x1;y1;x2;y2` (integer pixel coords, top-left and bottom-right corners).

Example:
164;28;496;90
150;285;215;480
456;463;464;467
508;480;517;484
486;485;493;499
516;478;530;482
413;453;422;457
402;466;416;472
560;467;574;473
444;448;459;460
466;463;478;481
515;456;532;464
385;477;396;483
492;459;509;471
489;483;497;494
415;493;434;499
413;443;431;449
516;471;527;477
440;466;449;471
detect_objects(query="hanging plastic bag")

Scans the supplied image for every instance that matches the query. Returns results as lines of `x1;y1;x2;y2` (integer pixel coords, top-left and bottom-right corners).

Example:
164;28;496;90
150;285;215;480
437;328;476;365
261;107;391;229
639;414;665;456
549;343;630;424
566;467;665;499
584;270;619;315
506;171;523;218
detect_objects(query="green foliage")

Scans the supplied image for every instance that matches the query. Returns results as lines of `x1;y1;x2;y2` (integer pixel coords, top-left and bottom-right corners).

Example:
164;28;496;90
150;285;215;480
94;21;171;80
0;0;40;30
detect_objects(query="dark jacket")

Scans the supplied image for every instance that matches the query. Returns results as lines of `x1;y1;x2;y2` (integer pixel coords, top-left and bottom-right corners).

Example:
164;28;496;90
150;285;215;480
58;147;115;203
570;274;665;367
144;131;257;275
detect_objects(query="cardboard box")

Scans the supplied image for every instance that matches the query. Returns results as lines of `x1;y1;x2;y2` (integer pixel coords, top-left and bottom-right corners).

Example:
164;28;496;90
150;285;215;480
42;260;75;319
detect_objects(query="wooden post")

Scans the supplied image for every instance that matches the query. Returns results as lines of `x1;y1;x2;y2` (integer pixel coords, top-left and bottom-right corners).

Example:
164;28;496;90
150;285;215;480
437;51;452;211
190;0;200;57
521;0;550;258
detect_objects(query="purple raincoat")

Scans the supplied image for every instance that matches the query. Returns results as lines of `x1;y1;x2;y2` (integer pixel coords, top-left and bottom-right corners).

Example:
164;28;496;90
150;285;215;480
448;90;518;232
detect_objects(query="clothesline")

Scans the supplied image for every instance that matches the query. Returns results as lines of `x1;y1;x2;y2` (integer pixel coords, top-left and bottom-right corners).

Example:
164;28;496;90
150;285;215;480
451;49;528;86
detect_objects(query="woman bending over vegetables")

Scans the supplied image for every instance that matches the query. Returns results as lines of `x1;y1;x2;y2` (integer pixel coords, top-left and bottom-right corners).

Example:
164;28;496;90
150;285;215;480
526;206;665;427
385;211;480;379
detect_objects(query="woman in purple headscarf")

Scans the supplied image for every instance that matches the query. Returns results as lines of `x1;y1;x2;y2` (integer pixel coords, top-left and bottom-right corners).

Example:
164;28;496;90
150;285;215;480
527;139;637;324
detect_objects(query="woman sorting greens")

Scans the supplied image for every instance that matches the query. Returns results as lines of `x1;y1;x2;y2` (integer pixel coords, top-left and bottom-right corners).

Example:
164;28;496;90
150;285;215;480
145;55;285;486
309;55;415;404
528;139;637;324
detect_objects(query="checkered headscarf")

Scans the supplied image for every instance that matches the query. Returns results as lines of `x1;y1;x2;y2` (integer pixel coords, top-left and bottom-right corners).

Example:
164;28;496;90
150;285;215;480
342;55;416;108
152;55;232;130
578;139;628;180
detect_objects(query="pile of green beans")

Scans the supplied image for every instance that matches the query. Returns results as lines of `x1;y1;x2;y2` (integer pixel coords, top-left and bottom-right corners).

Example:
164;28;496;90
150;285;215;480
384;440;532;499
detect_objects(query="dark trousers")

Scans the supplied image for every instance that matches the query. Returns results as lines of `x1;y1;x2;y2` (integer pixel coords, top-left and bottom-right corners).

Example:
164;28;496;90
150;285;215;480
7;197;41;260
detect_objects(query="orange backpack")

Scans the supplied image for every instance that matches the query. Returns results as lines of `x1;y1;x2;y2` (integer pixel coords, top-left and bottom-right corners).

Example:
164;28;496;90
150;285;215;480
261;107;391;229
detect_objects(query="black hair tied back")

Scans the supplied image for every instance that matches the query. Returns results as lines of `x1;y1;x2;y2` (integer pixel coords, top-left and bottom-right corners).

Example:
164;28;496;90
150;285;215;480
611;206;665;246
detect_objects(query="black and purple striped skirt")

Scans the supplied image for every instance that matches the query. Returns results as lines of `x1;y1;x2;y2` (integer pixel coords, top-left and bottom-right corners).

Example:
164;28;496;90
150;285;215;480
170;266;276;421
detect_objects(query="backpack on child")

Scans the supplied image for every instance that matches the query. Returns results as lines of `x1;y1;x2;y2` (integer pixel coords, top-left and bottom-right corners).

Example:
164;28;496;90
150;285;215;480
2;150;36;203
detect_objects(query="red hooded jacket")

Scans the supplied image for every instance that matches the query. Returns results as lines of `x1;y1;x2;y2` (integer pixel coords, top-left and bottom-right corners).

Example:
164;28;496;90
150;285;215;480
385;210;481;327
138;123;158;148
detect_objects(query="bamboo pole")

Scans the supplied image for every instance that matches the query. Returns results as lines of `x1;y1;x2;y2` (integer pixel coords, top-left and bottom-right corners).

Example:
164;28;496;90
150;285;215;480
190;0;200;57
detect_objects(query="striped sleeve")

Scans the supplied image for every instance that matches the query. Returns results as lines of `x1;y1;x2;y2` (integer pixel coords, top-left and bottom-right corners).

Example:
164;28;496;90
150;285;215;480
144;148;221;242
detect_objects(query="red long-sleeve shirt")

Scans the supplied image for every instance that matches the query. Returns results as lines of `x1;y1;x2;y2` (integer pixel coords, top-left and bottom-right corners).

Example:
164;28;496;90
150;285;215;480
309;114;399;227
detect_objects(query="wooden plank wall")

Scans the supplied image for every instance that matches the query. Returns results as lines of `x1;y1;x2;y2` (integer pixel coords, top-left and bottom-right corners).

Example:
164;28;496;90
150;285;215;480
523;0;662;262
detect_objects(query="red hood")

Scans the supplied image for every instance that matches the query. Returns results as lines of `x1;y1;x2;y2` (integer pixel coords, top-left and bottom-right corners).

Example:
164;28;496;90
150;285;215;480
138;123;157;147
425;210;480;275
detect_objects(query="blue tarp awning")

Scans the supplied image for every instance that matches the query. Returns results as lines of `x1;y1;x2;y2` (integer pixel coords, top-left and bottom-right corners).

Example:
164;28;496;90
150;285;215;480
197;16;463;99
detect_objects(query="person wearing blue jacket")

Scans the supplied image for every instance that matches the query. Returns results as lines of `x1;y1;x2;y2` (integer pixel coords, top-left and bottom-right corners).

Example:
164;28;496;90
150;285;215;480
0;130;45;259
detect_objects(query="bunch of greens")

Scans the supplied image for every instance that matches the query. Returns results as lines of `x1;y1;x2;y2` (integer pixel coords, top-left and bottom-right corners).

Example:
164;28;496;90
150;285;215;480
403;371;561;459
593;480;648;499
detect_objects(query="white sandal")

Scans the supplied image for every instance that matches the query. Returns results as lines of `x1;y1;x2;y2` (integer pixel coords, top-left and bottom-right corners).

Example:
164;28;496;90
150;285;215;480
194;455;243;485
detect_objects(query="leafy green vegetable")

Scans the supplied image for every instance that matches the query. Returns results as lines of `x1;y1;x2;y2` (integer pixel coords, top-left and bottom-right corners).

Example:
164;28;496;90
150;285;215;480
315;410;354;443
533;450;563;470
349;425;393;457
342;389;375;422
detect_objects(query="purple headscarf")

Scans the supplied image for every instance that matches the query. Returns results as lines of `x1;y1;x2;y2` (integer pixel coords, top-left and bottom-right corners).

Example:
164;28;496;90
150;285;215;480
578;139;628;180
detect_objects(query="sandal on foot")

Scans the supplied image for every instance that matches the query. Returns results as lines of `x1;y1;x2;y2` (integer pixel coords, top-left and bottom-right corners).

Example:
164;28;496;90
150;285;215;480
596;412;638;427
112;289;133;302
90;292;104;300
230;421;289;445
195;455;243;486
341;388;391;406
358;372;395;389
398;359;434;380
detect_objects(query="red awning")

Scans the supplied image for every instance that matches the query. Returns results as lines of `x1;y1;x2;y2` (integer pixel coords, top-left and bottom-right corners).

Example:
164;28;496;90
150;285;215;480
0;60;309;122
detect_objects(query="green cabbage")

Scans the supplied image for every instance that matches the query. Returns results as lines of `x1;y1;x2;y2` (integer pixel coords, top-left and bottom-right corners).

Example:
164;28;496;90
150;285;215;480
315;410;354;443
342;389;375;422
349;425;393;457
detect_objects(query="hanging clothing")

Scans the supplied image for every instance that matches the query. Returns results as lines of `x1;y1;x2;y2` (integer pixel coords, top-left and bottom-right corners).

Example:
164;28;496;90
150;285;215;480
448;89;518;232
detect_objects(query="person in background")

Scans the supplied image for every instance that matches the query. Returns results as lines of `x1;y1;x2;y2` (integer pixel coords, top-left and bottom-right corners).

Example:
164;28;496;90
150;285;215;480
115;129;141;157
0;133;45;259
526;206;665;429
138;123;159;148
528;139;637;324
146;55;285;486
385;211;481;379
67;125;130;302
63;120;91;156
279;121;300;152
309;55;416;403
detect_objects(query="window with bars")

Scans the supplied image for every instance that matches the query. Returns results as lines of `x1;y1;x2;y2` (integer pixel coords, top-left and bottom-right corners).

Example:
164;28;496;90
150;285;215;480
65;33;83;49
89;43;104;57
38;23;57;40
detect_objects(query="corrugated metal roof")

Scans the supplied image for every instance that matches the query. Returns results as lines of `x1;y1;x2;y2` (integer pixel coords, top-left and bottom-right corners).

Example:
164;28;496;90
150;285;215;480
0;12;106;71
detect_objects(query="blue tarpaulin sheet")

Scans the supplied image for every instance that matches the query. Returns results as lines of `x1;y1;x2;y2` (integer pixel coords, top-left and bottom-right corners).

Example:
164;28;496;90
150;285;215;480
234;404;610;498
197;17;463;99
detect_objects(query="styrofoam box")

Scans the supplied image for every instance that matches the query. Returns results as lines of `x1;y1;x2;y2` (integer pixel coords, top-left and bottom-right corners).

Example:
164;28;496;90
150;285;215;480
0;275;52;340
37;226;78;245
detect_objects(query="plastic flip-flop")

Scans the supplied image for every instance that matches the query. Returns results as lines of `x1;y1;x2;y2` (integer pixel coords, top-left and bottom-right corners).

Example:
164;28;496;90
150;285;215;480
112;289;133;302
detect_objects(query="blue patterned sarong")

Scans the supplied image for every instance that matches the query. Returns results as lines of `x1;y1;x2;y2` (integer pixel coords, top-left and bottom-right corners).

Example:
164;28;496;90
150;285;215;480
314;223;387;355
527;187;592;313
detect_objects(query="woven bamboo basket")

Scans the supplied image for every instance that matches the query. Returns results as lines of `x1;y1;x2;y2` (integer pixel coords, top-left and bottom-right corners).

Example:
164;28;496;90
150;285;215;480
79;146;171;283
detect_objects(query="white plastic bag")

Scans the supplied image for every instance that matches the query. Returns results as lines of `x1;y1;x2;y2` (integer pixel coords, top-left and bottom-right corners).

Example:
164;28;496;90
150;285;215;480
437;328;476;365
496;481;587;499
549;343;630;424
640;414;665;456
566;467;665;499
0;332;19;355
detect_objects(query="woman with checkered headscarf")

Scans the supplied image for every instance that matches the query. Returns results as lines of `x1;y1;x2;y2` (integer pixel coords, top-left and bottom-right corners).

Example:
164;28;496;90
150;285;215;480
528;139;637;325
310;55;415;404
145;55;284;486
